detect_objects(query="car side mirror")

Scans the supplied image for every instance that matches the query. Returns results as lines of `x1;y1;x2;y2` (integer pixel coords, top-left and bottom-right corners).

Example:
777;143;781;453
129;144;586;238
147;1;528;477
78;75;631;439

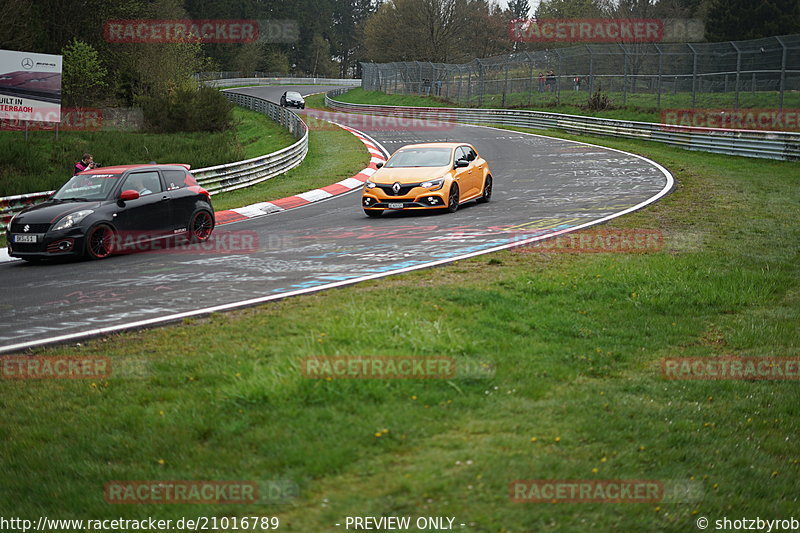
455;159;469;168
119;189;140;202
376;162;384;169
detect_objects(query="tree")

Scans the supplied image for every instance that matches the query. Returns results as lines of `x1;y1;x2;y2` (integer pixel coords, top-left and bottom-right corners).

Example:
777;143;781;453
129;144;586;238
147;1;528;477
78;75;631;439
364;1;416;62
332;0;374;77
0;0;37;51
232;43;265;77
61;39;108;108
469;1;514;58
308;34;337;77
535;0;605;18
507;0;531;19
262;48;291;74
505;0;531;51
364;0;477;63
705;0;800;41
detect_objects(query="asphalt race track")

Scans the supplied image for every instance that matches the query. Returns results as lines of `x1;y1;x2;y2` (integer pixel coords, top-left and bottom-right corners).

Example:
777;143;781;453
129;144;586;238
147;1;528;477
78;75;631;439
0;85;673;353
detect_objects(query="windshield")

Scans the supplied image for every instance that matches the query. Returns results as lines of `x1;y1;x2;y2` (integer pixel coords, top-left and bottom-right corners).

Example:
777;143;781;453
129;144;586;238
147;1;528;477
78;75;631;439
53;173;121;201
286;92;302;99
384;148;452;168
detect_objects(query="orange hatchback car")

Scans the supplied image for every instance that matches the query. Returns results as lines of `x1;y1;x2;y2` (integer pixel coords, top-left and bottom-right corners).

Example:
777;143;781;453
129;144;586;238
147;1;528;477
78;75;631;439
361;143;493;217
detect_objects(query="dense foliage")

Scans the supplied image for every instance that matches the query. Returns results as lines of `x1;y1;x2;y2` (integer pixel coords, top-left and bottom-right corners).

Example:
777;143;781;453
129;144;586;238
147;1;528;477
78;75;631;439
1;0;796;112
141;86;234;133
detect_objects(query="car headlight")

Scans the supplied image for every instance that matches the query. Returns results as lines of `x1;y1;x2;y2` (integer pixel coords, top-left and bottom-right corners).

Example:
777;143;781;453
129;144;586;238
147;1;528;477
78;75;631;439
420;178;444;190
53;209;94;231
365;180;377;189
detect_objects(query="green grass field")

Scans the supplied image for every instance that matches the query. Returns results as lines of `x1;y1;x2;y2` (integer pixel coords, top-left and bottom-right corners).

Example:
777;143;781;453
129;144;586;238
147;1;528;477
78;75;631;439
332;87;800;124
2;125;798;531
0;107;295;197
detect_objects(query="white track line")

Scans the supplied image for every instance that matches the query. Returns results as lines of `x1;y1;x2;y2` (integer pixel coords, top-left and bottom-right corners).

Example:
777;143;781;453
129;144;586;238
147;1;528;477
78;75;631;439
0;249;17;263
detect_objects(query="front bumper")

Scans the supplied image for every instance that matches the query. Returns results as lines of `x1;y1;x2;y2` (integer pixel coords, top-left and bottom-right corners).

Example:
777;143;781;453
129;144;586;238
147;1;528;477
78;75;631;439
362;192;446;210
7;228;86;258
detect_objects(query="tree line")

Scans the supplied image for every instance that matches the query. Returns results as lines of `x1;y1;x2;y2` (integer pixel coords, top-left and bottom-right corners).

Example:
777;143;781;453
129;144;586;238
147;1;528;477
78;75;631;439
1;0;797;109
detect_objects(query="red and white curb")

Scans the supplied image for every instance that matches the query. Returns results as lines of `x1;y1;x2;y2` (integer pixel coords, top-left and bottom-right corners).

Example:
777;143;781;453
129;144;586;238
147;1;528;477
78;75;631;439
1;124;387;263
213;123;386;225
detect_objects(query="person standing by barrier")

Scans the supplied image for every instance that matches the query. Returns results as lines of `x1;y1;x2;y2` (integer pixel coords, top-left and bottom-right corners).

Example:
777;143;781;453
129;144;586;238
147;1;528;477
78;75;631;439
574;76;581;91
538;72;545;92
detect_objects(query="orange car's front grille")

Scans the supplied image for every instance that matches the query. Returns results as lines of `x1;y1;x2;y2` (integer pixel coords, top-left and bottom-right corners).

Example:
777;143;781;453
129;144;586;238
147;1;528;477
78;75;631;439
376;184;418;196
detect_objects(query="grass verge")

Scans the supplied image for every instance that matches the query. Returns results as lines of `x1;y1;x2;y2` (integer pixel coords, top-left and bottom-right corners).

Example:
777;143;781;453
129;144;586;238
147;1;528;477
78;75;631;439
330;87;800;123
0;107;295;197
1;129;798;531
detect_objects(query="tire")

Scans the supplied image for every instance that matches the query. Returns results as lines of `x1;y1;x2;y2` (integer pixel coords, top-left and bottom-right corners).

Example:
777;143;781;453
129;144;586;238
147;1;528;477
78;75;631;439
446;183;460;213
189;210;214;243
364;209;383;218
85;224;115;259
477;175;493;204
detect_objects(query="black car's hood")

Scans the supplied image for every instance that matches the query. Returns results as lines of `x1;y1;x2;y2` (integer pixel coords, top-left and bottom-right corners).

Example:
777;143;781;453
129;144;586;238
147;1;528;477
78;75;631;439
12;200;102;226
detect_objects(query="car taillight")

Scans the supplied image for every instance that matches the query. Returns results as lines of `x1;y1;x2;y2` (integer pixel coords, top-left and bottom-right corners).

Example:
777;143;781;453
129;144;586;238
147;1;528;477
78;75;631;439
188;185;211;199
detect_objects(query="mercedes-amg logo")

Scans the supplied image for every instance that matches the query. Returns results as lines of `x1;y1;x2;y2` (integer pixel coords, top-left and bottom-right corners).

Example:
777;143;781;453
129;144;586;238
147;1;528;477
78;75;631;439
23;224;30;232
392;182;401;194
21;58;33;70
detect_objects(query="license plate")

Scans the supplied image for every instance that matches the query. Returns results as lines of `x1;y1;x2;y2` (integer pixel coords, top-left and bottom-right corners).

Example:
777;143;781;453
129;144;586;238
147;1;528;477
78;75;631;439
13;234;37;243
388;203;404;209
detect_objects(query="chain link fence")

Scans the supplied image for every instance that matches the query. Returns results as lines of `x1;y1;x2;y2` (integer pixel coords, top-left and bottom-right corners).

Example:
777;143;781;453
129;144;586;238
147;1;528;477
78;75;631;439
362;34;800;111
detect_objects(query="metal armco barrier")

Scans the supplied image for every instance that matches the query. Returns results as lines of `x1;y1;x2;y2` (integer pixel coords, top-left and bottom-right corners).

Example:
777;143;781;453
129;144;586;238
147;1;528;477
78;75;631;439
0;191;56;233
196;92;308;195
0;92;309;231
205;77;361;88
325;89;800;161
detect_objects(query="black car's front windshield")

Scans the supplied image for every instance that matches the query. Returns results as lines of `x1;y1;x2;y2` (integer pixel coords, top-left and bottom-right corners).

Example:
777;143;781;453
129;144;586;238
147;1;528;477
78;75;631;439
384;148;452;168
53;174;121;201
286;92;302;99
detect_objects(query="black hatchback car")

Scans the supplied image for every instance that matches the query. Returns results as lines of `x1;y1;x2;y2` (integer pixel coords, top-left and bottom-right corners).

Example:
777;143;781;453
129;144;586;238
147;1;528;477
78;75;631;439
7;164;215;261
279;91;305;109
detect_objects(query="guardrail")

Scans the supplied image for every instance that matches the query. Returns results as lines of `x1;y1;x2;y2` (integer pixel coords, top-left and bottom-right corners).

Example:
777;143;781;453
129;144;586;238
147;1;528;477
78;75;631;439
196;92;308;194
205;77;361;88
325;89;800;161
0;92;308;231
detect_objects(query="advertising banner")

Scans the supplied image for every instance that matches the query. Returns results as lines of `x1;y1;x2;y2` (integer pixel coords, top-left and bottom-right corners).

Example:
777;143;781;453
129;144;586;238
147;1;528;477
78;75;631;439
0;49;62;123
